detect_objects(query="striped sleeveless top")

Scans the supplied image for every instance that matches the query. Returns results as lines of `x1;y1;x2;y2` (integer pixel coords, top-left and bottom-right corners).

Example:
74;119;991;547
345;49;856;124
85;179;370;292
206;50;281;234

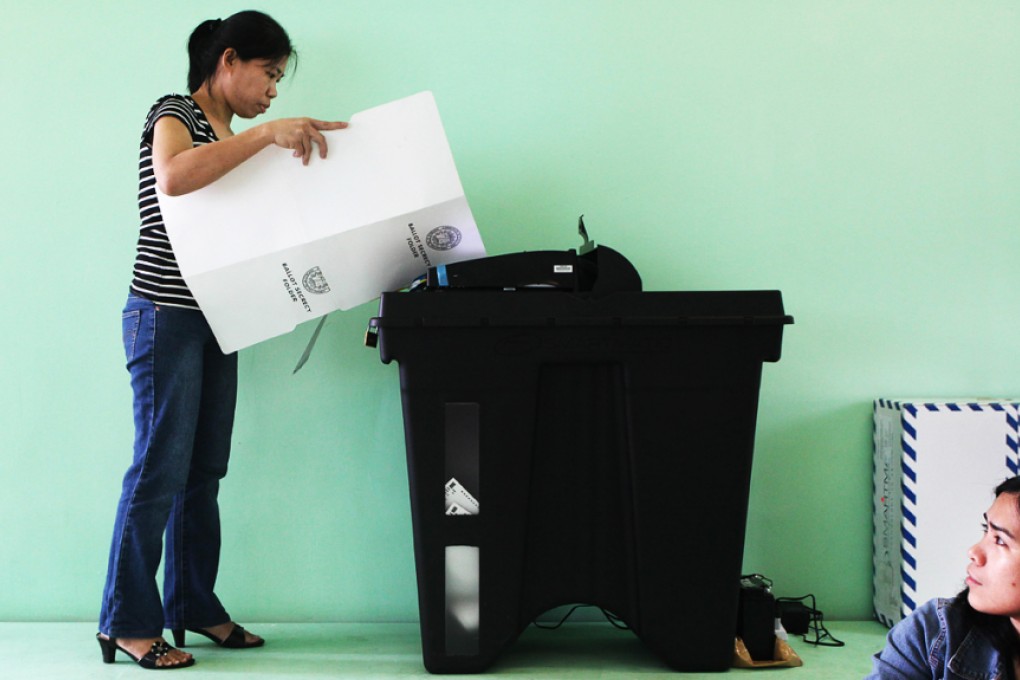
130;94;218;309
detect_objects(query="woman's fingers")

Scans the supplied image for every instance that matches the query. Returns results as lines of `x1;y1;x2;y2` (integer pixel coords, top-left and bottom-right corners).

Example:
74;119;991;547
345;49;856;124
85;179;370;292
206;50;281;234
276;118;349;164
309;120;348;161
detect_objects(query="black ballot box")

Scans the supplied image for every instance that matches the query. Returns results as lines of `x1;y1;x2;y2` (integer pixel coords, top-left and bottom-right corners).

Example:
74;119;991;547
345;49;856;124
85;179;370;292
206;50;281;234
366;247;792;673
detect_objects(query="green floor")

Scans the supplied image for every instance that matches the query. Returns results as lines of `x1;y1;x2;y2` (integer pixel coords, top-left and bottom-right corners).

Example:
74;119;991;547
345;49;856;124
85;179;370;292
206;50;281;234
3;620;887;679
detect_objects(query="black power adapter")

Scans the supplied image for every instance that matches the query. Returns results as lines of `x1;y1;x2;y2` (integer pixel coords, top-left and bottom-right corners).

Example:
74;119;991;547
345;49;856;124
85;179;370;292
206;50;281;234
777;599;812;635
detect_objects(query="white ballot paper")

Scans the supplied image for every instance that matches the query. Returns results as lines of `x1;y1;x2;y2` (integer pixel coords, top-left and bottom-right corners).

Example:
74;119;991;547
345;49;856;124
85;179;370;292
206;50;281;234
445;477;480;516
158;91;486;353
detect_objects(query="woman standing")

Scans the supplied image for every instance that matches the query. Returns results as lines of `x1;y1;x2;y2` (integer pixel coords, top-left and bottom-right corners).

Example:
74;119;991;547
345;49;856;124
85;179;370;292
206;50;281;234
868;475;1020;679
98;11;346;669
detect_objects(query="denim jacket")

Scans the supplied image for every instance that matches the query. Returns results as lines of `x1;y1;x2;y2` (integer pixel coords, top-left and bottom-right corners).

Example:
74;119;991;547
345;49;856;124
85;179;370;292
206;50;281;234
867;597;1004;680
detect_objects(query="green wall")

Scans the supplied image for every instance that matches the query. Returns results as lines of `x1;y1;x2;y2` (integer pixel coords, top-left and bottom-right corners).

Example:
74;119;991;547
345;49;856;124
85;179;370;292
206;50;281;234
2;0;1018;623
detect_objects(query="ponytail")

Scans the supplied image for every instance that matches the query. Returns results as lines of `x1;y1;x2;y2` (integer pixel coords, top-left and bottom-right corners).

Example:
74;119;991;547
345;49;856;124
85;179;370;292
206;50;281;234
187;19;224;93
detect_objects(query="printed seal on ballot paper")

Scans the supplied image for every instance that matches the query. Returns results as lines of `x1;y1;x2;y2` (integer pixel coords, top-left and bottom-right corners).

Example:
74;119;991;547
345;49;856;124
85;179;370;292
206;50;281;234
302;266;331;294
426;226;462;251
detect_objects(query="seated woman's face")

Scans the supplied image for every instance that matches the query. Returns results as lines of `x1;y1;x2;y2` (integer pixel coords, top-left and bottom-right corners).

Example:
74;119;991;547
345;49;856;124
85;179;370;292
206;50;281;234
967;492;1020;620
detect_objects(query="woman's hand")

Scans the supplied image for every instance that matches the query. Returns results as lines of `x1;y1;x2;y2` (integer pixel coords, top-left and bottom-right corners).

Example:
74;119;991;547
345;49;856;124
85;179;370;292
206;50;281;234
152;115;349;196
267;118;349;165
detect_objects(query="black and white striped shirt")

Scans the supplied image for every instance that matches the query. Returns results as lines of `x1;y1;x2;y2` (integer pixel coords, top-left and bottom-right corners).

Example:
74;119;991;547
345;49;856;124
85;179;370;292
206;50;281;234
130;94;218;309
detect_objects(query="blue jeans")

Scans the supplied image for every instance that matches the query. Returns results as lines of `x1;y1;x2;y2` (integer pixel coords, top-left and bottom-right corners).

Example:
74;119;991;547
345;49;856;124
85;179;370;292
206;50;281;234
99;293;238;638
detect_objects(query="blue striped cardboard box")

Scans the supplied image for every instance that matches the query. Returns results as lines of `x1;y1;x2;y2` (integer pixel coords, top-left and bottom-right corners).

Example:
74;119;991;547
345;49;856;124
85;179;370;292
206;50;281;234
873;399;1019;627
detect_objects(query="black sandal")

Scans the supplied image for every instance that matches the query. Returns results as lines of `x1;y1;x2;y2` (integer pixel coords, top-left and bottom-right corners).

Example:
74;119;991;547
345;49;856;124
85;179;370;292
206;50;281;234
172;624;264;649
97;633;195;669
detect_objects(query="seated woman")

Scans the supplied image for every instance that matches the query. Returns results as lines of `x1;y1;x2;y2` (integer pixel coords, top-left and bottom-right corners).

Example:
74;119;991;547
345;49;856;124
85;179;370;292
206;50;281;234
868;475;1020;679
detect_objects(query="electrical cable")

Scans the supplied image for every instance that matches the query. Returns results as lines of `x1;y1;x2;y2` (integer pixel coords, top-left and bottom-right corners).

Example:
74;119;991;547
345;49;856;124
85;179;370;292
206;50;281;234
532;605;630;631
776;594;845;647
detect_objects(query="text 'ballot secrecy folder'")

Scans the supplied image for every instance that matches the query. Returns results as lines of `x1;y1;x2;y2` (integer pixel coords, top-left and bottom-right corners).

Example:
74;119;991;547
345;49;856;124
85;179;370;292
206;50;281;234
158;91;486;354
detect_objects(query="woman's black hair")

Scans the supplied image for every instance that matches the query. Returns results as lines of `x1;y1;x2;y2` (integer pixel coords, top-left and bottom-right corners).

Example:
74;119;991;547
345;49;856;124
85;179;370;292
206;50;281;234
950;475;1020;679
187;10;296;94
